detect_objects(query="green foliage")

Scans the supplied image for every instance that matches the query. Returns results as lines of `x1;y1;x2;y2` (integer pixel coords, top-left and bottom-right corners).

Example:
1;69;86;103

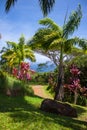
63;5;82;38
65;55;87;87
29;5;87;101
64;89;87;106
0;35;35;71
0;70;7;92
47;71;57;93
39;17;62;32
29;5;85;54
64;64;87;106
77;95;87;106
30;72;50;84
0;70;33;96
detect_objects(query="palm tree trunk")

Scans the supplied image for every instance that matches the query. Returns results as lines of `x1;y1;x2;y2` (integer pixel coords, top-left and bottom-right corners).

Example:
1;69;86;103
54;44;64;101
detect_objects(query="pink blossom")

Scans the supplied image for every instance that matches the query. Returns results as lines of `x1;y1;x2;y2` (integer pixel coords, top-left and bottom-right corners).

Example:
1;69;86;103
12;67;18;77
12;62;35;81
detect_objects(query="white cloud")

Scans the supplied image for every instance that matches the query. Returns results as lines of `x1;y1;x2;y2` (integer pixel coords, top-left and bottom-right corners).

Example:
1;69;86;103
34;53;51;63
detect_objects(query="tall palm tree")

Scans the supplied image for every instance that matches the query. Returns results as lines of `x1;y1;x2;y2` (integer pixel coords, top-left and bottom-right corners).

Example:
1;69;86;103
0;35;35;70
29;5;87;100
5;0;55;16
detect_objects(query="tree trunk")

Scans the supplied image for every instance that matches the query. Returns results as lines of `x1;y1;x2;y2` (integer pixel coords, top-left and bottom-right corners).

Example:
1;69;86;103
74;91;78;104
54;45;64;101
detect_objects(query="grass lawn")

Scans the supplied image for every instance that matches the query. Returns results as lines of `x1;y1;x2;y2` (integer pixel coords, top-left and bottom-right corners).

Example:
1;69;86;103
0;93;87;130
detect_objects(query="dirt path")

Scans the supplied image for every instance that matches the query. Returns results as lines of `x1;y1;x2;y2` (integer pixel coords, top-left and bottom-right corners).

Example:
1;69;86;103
32;85;52;99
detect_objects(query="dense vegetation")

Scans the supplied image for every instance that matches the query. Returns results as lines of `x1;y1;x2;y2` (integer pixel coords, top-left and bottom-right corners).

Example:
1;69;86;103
0;3;87;130
29;5;87;101
0;70;33;96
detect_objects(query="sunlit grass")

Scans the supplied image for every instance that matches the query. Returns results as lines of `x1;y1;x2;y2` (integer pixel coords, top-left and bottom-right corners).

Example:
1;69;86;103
0;94;87;130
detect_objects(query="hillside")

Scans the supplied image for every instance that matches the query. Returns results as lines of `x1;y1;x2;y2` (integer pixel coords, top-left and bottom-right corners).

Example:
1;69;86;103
30;61;56;72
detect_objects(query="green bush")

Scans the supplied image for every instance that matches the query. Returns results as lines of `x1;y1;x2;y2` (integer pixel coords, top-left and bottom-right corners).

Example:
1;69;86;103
30;72;50;84
63;89;87;106
65;55;87;87
0;70;34;96
77;95;87;106
0;71;7;93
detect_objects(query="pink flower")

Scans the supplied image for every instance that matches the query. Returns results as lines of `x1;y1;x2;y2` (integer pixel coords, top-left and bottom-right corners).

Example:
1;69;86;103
12;67;18;76
26;73;31;80
12;62;35;81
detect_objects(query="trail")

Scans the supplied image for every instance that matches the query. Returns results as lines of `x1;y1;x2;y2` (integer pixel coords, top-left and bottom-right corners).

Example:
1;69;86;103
32;85;52;99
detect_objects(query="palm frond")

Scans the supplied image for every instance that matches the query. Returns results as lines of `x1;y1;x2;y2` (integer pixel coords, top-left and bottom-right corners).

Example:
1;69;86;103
5;0;55;16
39;18;62;32
18;35;25;45
64;37;87;53
28;28;53;48
71;37;87;50
5;0;17;12
28;27;62;51
2;50;14;58
44;31;62;41
71;47;86;56
25;49;36;62
63;38;77;53
49;38;65;50
7;41;18;50
77;38;87;50
39;0;55;16
0;47;8;53
63;4;82;38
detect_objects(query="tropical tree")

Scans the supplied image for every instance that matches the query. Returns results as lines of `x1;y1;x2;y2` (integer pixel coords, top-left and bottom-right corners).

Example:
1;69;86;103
28;5;87;100
5;0;55;16
33;45;86;66
0;35;35;71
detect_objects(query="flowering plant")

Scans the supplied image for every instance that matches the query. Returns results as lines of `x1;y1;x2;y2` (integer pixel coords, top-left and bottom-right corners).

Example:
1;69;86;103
12;62;35;82
64;64;87;104
66;64;81;93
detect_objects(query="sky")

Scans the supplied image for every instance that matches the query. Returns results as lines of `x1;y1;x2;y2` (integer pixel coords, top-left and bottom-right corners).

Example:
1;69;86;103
0;0;87;63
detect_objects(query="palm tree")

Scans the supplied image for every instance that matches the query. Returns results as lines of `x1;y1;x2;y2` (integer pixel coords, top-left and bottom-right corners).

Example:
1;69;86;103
5;0;55;16
29;5;87;100
0;35;35;70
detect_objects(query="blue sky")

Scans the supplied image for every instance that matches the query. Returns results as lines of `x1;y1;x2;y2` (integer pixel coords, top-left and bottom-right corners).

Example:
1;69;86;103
0;0;87;62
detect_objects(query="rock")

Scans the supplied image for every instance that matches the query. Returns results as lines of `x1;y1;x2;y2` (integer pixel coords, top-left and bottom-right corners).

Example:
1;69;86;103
40;99;77;117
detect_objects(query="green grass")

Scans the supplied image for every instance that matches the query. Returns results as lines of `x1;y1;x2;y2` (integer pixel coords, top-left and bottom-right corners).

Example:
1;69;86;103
43;85;53;99
0;94;87;130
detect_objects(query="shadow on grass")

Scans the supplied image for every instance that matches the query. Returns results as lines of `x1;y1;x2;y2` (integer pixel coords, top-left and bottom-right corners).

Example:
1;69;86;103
9;109;87;130
0;94;40;112
73;105;87;114
0;94;87;130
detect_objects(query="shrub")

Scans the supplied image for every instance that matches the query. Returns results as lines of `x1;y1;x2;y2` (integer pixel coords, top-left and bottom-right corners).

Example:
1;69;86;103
0;70;33;96
63;90;87;106
0;70;7;93
12;62;35;82
64;64;87;106
66;55;87;87
30;72;50;84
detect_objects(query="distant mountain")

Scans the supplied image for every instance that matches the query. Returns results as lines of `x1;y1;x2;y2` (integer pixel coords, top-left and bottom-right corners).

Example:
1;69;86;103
30;61;56;72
